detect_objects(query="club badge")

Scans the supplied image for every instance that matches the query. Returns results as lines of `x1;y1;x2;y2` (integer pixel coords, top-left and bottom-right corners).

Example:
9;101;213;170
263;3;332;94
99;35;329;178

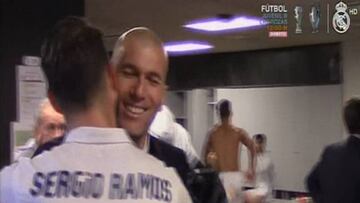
332;1;350;33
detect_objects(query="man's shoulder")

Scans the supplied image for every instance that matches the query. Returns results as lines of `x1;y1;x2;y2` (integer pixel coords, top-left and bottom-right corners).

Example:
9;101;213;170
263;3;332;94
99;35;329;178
1;161;16;179
323;136;360;157
324;140;347;153
0;158;36;201
230;126;248;141
1;157;34;174
232;126;246;134
319;140;348;164
208;124;220;135
1;163;16;202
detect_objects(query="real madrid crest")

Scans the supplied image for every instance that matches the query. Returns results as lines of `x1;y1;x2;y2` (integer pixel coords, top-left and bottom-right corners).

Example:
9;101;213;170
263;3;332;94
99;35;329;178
332;1;350;33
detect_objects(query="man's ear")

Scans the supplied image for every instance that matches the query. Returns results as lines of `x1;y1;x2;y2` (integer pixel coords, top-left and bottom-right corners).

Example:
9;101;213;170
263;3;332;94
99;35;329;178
106;64;119;91
47;91;63;114
161;84;168;104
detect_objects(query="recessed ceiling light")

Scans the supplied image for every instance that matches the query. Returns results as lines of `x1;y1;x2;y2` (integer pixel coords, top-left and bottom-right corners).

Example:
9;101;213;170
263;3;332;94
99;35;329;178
184;16;267;32
164;41;213;53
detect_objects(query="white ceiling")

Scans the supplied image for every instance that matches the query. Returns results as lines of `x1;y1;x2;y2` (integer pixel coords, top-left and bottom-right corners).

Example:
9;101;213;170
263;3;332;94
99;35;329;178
86;0;360;53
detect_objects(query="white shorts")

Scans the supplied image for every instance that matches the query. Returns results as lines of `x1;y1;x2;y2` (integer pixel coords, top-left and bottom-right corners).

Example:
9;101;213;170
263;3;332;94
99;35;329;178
245;182;272;203
219;172;244;203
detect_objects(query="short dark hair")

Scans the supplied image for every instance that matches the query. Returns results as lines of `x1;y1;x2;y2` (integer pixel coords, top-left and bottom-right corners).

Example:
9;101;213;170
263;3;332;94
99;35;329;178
217;99;231;119
344;98;360;134
41;16;108;111
253;134;267;144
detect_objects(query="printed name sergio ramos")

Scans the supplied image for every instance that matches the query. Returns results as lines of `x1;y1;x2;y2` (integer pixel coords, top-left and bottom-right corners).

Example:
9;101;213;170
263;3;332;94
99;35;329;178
30;170;172;202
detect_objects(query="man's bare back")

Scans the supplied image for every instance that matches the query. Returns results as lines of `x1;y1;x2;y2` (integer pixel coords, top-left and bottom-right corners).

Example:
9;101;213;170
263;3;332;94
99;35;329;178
206;123;253;172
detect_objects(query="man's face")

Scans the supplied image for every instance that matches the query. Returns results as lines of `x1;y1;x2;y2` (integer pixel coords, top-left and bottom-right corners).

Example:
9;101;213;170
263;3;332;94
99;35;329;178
116;41;167;139
35;105;66;145
254;140;265;153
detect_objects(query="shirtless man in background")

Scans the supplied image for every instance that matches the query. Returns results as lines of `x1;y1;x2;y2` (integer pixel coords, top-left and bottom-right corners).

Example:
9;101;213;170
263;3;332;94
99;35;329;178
204;99;256;202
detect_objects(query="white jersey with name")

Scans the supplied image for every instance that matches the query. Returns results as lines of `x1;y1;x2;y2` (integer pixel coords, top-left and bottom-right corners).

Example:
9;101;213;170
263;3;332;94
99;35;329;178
0;127;192;203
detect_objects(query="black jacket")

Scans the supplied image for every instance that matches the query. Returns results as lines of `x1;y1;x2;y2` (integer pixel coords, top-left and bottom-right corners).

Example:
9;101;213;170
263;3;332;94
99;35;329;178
32;135;64;157
149;135;191;184
306;135;360;203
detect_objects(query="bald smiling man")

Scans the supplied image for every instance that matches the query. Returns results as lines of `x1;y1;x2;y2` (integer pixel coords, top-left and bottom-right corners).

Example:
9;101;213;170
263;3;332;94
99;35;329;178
110;27;192;190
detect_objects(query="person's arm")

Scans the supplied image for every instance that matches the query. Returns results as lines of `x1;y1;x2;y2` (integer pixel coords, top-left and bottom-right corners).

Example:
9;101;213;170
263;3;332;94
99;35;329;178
306;162;321;202
202;130;218;169
202;131;212;164
306;147;328;203
239;129;256;180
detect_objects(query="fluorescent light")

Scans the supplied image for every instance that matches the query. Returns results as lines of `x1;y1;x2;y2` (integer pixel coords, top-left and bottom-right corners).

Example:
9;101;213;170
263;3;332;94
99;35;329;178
184;16;267;32
164;41;213;52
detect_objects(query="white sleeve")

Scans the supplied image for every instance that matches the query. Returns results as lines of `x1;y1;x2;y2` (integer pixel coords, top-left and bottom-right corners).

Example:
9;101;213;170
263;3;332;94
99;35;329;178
173;123;200;168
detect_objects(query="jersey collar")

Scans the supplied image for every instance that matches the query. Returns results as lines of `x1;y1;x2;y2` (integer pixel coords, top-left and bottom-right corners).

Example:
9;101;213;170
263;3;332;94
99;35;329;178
142;134;150;152
65;127;132;144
